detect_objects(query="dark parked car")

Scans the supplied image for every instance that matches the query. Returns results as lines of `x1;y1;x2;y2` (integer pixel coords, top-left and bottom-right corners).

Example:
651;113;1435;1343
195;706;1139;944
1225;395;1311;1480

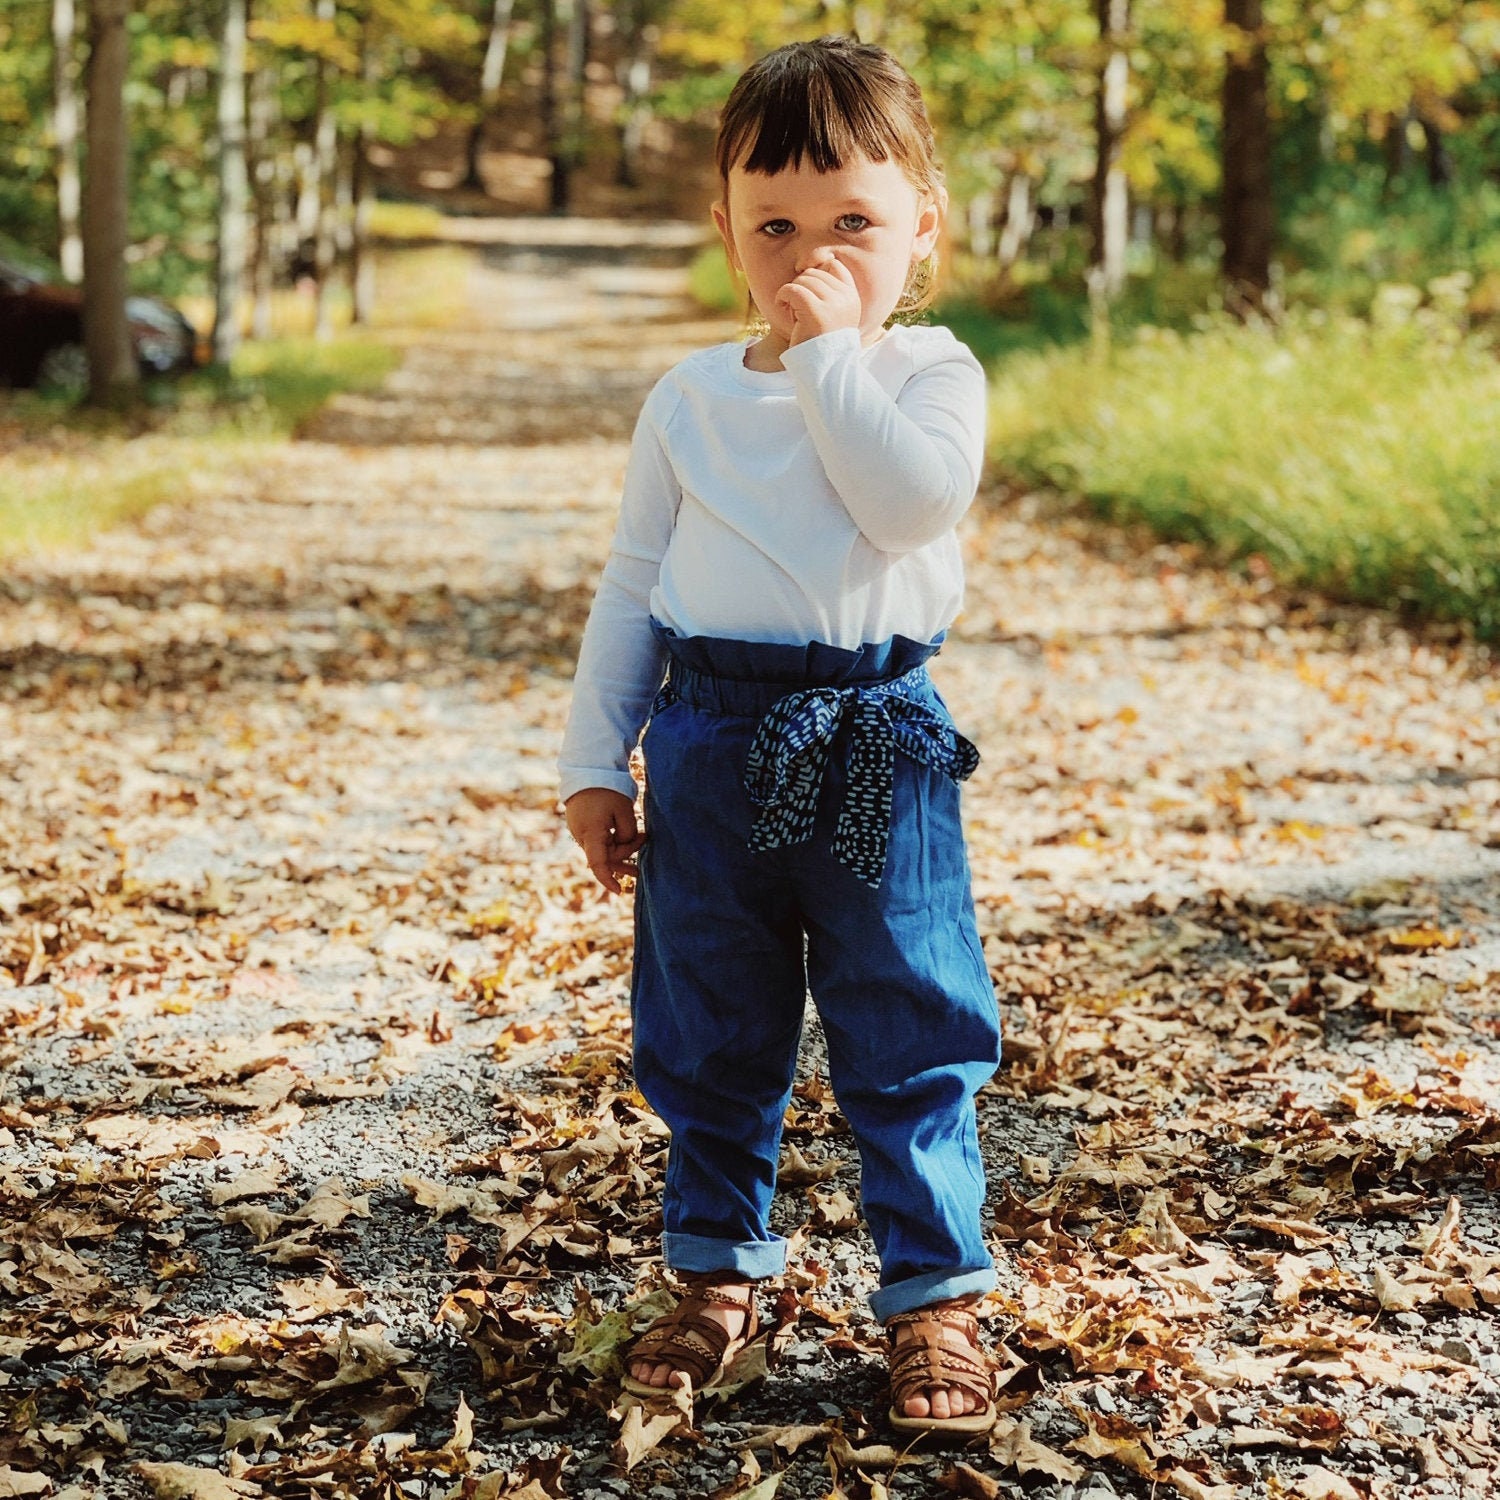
0;252;200;391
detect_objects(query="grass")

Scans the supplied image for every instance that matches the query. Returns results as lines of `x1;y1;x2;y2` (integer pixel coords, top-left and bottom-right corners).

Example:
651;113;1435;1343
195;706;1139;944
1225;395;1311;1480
0;244;466;559
985;297;1500;639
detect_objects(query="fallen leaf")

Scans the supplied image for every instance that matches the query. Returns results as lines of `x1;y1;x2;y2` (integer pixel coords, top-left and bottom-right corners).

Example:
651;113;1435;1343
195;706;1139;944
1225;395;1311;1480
135;1463;264;1498
989;1418;1085;1481
0;1470;52;1498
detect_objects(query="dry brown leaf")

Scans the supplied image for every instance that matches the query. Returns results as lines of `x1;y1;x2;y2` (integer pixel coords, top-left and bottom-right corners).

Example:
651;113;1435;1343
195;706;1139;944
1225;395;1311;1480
276;1273;367;1321
1293;1468;1362;1500
1238;1215;1335;1248
0;1471;51;1498
289;1177;370;1228
936;1461;1002;1498
989;1417;1086;1481
135;1463;264;1498
1163;1469;1238;1500
208;1165;282;1206
1415;1195;1462;1270
1370;1264;1429;1312
612;1387;694;1472
808;1186;859;1231
777;1142;840;1187
1068;1410;1158;1477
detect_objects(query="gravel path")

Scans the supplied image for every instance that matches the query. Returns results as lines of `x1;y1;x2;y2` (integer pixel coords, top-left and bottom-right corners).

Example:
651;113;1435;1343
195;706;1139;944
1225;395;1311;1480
1;223;1496;1500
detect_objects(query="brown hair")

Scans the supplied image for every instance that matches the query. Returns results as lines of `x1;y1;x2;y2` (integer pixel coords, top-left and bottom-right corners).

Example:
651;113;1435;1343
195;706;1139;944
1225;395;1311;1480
714;34;948;325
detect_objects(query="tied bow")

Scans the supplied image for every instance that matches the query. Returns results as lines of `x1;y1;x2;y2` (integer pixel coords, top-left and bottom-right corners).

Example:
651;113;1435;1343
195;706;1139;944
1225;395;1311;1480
742;668;979;888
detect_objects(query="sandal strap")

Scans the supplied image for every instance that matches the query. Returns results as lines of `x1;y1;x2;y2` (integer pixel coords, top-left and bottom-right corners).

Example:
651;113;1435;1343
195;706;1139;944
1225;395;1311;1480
886;1302;994;1408
677;1273;757;1312
629;1310;735;1386
625;1280;760;1387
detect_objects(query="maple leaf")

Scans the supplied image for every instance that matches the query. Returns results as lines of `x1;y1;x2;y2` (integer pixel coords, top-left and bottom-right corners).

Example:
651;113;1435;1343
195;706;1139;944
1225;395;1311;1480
988;1417;1086;1481
0;1471;52;1498
610;1386;695;1471
134;1463;264;1498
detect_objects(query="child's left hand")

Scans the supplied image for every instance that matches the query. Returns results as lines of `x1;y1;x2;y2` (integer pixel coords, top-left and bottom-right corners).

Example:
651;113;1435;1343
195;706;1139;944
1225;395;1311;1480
779;254;862;347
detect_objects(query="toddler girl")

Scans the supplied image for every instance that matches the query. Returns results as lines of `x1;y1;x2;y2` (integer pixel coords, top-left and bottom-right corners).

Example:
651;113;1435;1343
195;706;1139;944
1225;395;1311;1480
558;33;1002;1436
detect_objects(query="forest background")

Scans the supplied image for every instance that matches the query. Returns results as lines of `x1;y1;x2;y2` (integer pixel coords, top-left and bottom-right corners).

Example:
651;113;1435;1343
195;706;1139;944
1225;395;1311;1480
2;0;1500;633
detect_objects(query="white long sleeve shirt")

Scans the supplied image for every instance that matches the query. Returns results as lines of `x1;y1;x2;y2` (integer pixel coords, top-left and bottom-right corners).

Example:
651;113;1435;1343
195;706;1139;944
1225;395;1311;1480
557;320;988;803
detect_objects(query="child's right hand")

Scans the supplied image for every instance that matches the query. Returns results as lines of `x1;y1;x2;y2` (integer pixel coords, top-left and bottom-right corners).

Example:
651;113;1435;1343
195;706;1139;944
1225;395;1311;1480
564;788;644;895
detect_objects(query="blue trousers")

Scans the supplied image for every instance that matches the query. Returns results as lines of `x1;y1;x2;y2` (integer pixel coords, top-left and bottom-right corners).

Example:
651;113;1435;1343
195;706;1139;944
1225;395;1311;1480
630;618;1002;1323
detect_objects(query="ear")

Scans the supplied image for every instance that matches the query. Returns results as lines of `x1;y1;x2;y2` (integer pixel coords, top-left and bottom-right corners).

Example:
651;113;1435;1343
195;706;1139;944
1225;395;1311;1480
711;199;743;278
910;187;944;262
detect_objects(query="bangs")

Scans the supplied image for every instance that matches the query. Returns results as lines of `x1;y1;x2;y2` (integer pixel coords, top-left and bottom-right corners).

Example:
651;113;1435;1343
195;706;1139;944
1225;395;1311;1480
715;41;938;190
719;67;900;179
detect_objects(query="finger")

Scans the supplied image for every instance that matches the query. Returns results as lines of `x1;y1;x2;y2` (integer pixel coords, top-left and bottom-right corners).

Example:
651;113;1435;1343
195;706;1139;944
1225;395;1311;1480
581;836;621;893
798;260;847;282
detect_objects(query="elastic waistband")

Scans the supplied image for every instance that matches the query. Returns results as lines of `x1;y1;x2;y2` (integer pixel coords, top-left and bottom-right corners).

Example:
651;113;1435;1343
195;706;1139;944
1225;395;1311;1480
649;616;942;717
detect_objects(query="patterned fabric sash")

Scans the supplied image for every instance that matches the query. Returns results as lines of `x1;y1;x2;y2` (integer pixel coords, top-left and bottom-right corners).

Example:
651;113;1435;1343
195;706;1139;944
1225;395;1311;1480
739;665;980;889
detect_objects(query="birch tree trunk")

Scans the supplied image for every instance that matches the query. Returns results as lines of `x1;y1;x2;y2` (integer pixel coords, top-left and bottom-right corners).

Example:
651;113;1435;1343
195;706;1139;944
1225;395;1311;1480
82;0;137;407
350;21;377;324
312;0;339;340
614;0;655;189
463;0;514;191
1090;0;1130;300
247;42;277;339
997;171;1035;271
213;0;249;364
967;187;995;261
52;0;84;283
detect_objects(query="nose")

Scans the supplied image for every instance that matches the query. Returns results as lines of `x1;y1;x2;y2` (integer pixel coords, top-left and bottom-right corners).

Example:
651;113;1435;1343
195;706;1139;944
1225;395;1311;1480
795;243;840;275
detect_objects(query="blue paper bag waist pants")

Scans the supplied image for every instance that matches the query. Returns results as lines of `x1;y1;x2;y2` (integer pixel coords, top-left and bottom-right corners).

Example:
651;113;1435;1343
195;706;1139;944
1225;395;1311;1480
630;617;1002;1323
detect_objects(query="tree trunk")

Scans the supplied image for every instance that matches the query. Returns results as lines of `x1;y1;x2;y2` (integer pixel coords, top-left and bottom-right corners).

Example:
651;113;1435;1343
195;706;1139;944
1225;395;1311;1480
1381;106;1410;200
1422;112;1453;189
350;19;377;325
214;0;249;364
1158;198;1188;263
967;186;995;261
247;34;276;339
463;0;515;191
997;171;1034;270
614;0;656;189
312;0;338;340
52;0;84;283
1090;0;1130;299
540;0;566;211
564;0;589;191
82;0;137;408
1221;0;1274;319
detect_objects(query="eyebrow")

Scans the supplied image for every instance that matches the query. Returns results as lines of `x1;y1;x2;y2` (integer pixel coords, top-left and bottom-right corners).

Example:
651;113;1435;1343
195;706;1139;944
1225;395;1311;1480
748;198;882;214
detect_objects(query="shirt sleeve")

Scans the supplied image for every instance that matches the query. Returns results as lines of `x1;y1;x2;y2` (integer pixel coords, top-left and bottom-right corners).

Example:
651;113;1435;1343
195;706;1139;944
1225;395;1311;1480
556;378;682;804
779;324;988;554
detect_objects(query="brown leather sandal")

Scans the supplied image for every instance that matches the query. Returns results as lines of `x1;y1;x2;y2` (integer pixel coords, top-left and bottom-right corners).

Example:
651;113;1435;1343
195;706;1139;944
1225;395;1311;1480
619;1273;761;1398
885;1296;998;1436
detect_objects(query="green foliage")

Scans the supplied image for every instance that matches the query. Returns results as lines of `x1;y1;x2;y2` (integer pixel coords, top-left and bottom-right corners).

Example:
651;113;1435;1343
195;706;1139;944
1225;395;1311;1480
687;241;738;314
985;300;1500;638
1281;168;1500;315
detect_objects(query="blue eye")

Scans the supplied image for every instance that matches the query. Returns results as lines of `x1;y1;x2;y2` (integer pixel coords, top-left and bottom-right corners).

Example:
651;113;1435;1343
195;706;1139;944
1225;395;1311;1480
839;214;869;231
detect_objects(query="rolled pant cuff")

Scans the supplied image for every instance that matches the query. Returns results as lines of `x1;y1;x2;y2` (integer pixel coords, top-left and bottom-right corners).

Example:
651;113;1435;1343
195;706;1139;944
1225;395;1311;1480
869;1266;996;1324
663;1232;788;1281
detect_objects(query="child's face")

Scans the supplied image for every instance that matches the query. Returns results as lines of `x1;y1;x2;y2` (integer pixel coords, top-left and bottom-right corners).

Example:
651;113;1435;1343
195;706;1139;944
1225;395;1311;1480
712;148;941;347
